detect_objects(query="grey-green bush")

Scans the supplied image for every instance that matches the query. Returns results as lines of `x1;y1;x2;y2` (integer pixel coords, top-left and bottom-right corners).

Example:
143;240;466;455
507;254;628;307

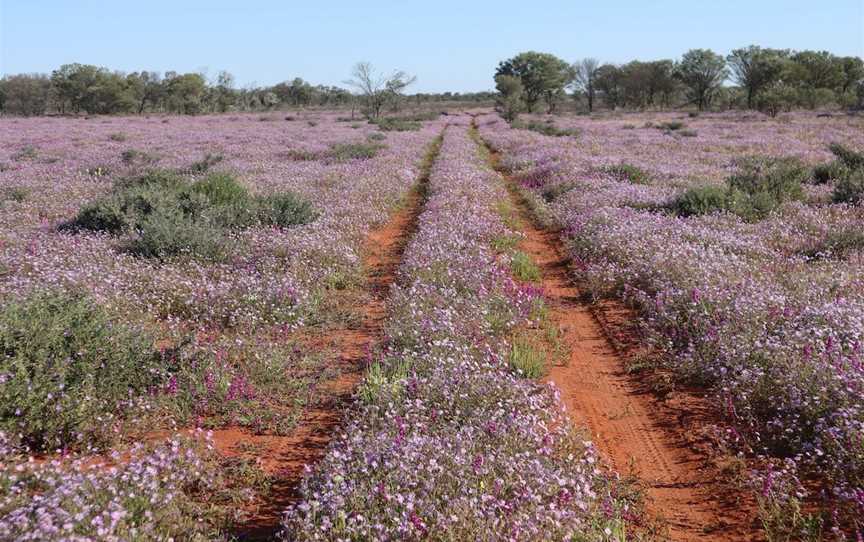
0;291;164;450
833;168;864;205
187;153;224;173
66;170;316;259
328;142;385;162
603;163;651;184
812;160;851;184
671;185;730;217
728;156;807;216
512;119;580;137
258;193;318;228
829;142;864;170
371;117;421;132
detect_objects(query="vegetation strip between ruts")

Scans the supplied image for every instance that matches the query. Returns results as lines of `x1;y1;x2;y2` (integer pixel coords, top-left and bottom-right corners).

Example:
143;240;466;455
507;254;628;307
471;120;762;541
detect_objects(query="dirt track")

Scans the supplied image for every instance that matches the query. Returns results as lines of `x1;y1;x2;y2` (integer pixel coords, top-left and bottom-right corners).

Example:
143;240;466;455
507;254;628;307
223;135;440;540
475;129;761;541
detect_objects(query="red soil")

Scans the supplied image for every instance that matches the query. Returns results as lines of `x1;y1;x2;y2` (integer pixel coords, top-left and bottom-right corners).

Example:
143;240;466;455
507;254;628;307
222;184;426;540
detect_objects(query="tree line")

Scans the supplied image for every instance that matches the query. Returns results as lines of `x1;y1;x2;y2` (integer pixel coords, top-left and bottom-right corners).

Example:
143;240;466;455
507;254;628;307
495;47;864;118
0;62;494;117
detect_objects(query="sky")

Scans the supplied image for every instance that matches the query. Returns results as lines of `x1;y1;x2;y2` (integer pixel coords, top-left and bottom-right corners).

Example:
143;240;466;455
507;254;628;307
1;0;862;93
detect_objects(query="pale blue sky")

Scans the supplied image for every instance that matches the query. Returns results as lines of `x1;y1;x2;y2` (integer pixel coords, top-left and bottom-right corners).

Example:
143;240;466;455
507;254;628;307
1;0;862;92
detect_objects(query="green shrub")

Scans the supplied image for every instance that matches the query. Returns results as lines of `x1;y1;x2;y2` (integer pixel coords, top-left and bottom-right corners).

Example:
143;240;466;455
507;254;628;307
0;186;28;203
12;145;38;161
65;170;316;259
812;160;851;184
191;172;250;206
372;117;421;132
367;132;386;142
0;290;163;450
400;111;440;121
828;142;864;170
124;206;228;260
328;142;385;162
188;153;224;173
108;132;127;142
121;148;158;166
358;359;409;404
833;168;864;205
283;149;319;161
510;251;541;282
603;163;651;184
512;119;580;137
68;198;128;232
671;185;730;217
64;171;188;233
673;157;808;220
258;192;318;228
541;181;576;202
728;156;807;211
508;337;546;378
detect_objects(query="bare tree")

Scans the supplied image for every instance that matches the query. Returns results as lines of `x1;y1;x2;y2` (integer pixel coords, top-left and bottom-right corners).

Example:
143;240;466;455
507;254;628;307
572;58;599;112
345;62;416;118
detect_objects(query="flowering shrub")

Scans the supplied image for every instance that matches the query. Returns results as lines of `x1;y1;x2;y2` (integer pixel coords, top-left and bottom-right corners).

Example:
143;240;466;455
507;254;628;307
282;125;636;540
478;112;864;530
0;290;164;451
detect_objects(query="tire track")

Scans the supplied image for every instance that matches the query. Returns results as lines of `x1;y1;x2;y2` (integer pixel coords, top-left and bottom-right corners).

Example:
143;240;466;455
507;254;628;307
471;124;760;541
224;132;444;540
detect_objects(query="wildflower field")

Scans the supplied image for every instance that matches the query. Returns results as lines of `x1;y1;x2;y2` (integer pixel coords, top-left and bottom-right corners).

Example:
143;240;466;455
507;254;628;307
0;109;862;540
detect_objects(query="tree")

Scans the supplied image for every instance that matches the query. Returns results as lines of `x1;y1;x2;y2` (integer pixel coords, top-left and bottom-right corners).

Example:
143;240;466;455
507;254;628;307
164;72;207;114
780;51;845;109
620;61;652;108
495;51;571;113
494;74;524;122
676;49;728;111
51;63;103;113
727;46;788;109
49;63;134;114
213;71;236;112
789;50;843;90
571;58;599;112
0;74;52;116
646;60;678;108
594;64;624;110
126;71;164;114
756;83;799;117
836;56;864;95
345;62;416;119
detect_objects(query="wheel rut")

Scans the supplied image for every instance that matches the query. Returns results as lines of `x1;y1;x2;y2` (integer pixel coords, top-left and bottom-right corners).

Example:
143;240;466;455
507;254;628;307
224;132;443;541
471;124;760;542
